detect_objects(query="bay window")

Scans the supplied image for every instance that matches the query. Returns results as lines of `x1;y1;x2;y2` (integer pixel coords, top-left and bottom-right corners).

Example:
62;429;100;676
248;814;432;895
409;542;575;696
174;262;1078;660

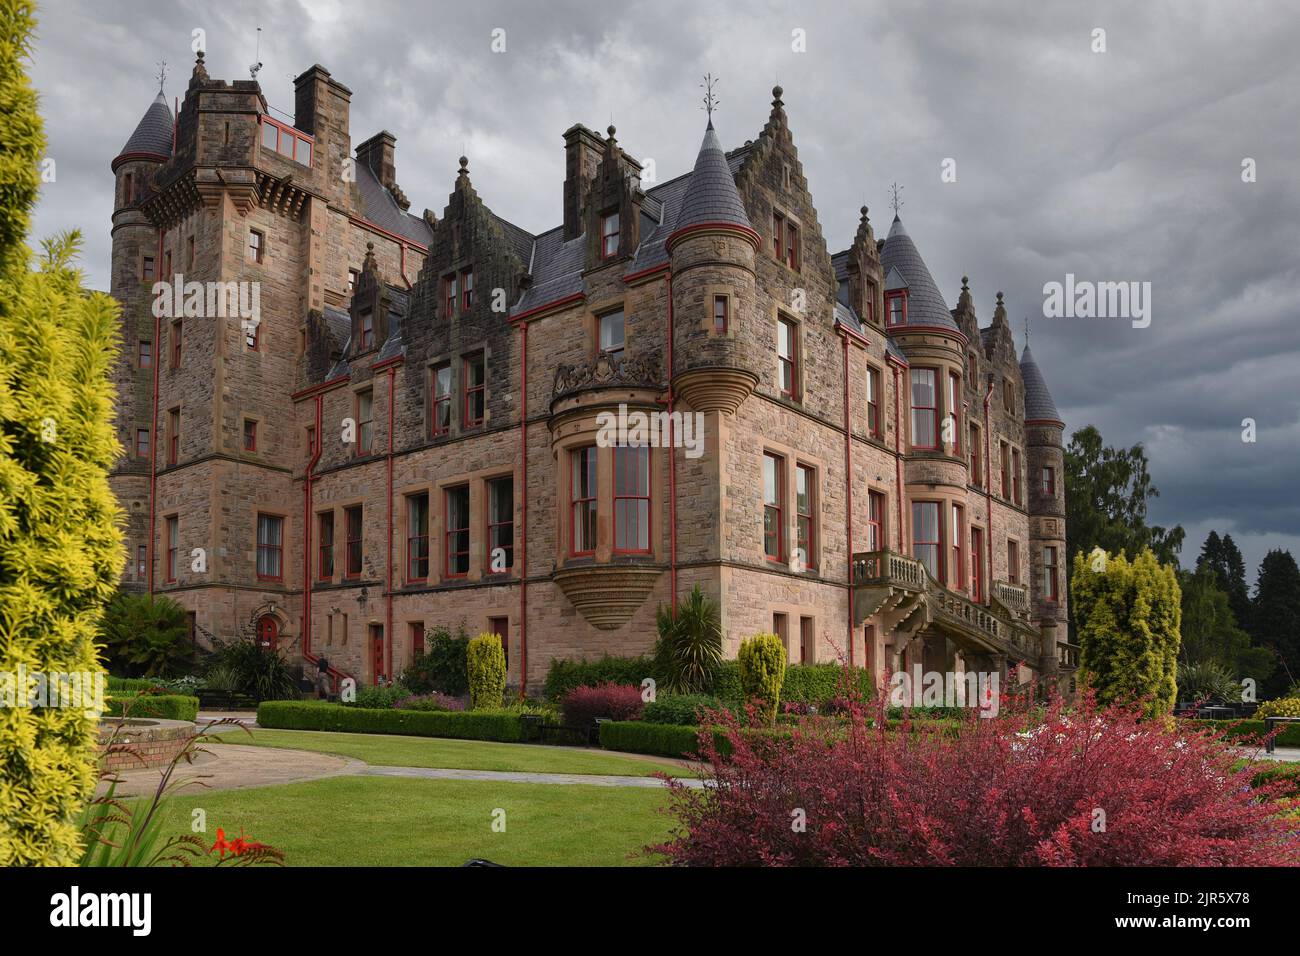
614;445;650;553
910;368;938;449
570;447;597;556
912;501;941;581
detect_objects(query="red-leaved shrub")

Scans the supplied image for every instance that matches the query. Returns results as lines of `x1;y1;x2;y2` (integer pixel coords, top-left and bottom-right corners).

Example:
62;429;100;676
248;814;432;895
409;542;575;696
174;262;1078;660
562;682;644;728
653;691;1300;866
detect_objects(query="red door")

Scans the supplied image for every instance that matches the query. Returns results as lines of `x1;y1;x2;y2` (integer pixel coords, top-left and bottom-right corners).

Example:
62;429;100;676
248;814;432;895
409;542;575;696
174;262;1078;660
370;624;384;682
257;615;278;651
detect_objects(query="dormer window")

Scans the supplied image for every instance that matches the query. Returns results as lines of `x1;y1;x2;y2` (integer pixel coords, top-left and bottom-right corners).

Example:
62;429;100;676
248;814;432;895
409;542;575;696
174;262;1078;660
601;209;620;259
599;309;625;358
461;267;474;310
886;291;907;327
360;310;375;351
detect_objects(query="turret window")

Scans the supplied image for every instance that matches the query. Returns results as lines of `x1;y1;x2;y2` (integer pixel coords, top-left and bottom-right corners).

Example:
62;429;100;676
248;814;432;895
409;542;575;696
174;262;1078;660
912;501;942;581
141;256;155;281
950;504;965;590
910;368;938;450
970;424;982;486
948;371;962;453
1042;465;1056;495
135;428;149;459
1044;546;1059;601
599;310;625;358
866;366;881;438
713;295;729;334
886;292;906;327
601;209;620;259
138;340;152;368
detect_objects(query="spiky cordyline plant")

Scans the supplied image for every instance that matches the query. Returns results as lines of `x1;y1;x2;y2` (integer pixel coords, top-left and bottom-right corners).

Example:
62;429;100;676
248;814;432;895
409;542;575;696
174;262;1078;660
654;585;723;695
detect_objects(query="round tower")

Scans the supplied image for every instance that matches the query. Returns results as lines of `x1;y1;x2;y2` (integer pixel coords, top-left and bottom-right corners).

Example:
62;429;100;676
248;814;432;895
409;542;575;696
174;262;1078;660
1021;342;1068;671
666;118;761;416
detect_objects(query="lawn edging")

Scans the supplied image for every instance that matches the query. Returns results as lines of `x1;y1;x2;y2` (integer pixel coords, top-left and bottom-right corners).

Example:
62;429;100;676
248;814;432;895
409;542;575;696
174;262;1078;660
257;700;525;742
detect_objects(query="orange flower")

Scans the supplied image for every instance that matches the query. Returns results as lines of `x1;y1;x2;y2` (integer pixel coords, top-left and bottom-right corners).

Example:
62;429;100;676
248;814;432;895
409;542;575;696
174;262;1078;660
209;827;231;858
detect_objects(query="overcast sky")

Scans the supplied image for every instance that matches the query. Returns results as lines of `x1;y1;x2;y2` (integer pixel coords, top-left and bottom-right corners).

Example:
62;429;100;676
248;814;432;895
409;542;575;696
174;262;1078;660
28;0;1300;584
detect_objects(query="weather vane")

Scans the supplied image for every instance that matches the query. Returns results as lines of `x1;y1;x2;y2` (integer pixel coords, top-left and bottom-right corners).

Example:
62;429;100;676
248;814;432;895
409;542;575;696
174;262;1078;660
155;59;167;93
701;73;719;123
889;182;904;216
1024;315;1030;344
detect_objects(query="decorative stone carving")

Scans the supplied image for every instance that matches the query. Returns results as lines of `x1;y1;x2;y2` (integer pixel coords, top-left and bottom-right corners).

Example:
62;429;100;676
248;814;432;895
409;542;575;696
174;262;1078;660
554;564;662;630
553;354;661;398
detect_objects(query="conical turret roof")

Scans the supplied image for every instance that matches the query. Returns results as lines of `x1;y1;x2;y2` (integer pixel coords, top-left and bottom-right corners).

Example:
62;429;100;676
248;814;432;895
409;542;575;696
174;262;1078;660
671;121;752;236
880;215;959;334
1020;343;1062;424
117;91;173;162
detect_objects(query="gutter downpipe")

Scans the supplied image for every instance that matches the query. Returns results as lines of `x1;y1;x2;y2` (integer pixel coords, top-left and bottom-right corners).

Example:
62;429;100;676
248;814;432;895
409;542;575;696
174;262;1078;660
842;334;854;667
519;320;529;695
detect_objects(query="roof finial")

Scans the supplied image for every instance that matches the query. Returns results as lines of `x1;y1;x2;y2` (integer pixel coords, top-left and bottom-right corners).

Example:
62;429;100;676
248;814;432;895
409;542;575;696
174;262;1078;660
155;59;168;94
1024;315;1030;345
701;73;719;128
889;182;904;219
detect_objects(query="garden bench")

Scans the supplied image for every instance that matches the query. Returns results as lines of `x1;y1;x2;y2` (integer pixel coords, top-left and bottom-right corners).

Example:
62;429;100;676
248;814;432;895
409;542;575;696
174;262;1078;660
197;689;258;711
1263;716;1300;755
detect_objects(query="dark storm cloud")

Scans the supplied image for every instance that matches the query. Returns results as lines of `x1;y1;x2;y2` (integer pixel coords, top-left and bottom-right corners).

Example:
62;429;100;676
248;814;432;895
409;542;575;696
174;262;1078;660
28;0;1300;581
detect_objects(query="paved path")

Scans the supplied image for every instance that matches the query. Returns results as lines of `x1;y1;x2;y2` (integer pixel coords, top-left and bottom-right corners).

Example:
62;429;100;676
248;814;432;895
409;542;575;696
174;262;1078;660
1236;745;1300;763
361;764;707;788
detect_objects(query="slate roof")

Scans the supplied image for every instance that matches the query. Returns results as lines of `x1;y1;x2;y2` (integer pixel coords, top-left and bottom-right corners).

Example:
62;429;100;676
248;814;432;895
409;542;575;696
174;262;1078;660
879;216;960;335
671;123;754;236
1019;344;1062;423
355;163;434;246
118;92;173;160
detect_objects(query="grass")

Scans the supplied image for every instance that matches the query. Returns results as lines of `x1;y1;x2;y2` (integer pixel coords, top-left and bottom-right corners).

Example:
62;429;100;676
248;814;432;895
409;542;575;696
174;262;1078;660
162;776;674;866
208;727;693;778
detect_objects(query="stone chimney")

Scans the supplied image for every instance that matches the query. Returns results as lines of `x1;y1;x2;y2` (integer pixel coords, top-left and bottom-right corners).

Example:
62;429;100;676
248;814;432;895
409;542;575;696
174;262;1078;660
563;124;604;240
356;130;397;192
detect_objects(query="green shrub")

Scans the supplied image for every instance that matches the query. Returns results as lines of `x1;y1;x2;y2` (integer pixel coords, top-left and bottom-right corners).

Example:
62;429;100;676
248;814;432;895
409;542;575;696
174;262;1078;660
106;676;166;694
544;654;655;702
643;694;730;726
782;663;873;704
401;625;470;696
1176;660;1241;704
1256;697;1300;719
599;720;705;758
0;0;125;863
256;701;524;742
205;637;298;701
652;585;722;694
1186;718;1300;748
467;633;507;710
737;633;786;724
104;694;199;722
346;683;410;710
98;592;195;678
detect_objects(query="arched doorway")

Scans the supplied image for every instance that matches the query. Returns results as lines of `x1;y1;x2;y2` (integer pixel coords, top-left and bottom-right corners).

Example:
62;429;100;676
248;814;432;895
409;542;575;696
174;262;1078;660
257;615;279;652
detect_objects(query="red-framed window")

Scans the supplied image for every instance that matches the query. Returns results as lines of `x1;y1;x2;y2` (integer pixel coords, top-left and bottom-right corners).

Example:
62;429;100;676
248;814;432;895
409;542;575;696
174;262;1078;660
948;371;962;452
763;452;783;561
1012;448;1023;505
170;321;182;368
135;428;149;458
242;419;257;452
167;408;179;465
778;316;798;399
461;267;474;310
1043;465;1056;496
345;505;363;578
613;445;650;553
431;363;451;436
407;492;429;582
1044;546;1059;601
489;616;509;667
410;621;425;659
598;310;624;357
866;365;881;438
950;503;965;591
1000;441;1010;498
1008;539;1020;585
570;447;597;556
445;273;458;317
248;229;263;264
885;291;906;327
141;256;155;281
910;368;938;450
357;389;374;455
259;114;314;166
256;513;284;581
799;616;814;665
246;320;260;351
318;511;334;580
785;221;800;270
138;340;152;368
165;516;178;582
772;212;784;260
445;485;470;577
136;544;147;579
486;475;514;573
463;353;485;428
971;527;984;602
601;209;620;259
912;501;942;581
866;490;885;551
970;424;982;486
713;295;728;334
360;310;375;351
795;463;816;570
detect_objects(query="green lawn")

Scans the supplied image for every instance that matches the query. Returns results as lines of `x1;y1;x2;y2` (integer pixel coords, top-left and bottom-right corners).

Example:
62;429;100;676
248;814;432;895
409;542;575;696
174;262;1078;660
163;776;674;866
208;727;693;778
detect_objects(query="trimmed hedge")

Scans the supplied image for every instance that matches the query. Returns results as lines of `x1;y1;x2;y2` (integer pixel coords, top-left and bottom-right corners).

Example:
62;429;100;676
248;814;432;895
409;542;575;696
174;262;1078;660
544;655;655;702
599;720;709;759
257;700;525;742
105;694;199;722
1187;718;1300;748
644;694;731;726
107;676;166;694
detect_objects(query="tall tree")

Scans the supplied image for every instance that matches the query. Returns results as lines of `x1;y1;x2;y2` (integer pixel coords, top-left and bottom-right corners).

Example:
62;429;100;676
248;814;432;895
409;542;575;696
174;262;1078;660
1178;566;1272;686
1072;549;1181;718
0;0;125;865
1196;531;1251;630
1252;549;1300;697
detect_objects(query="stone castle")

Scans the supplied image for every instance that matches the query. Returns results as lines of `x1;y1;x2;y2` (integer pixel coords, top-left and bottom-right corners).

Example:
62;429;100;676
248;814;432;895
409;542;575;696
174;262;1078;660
108;52;1074;695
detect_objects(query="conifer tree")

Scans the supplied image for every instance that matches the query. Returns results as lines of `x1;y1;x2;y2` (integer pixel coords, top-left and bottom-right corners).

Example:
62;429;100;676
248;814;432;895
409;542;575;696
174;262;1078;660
0;0;125;865
1072;549;1181;718
1252;549;1300;696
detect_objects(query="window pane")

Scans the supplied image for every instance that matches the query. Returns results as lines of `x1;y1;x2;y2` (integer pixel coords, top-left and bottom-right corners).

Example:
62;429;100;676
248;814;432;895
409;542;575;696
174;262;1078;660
912;501;940;579
261;122;277;149
600;311;624;354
